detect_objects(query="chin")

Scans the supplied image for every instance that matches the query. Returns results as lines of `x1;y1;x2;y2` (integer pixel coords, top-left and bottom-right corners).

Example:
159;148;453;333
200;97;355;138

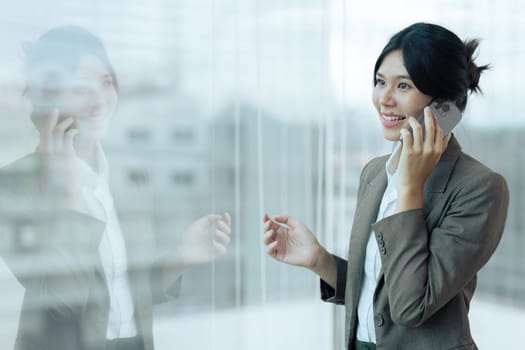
382;128;402;142
77;126;109;142
77;119;110;139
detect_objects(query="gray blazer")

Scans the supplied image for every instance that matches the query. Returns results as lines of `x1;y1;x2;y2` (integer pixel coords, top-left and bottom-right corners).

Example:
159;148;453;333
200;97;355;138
0;154;181;350
321;136;509;350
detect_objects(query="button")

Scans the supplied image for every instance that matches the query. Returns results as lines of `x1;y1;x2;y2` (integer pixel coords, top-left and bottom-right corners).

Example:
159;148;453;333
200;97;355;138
380;247;386;255
377;239;385;247
376;232;383;240
375;314;385;327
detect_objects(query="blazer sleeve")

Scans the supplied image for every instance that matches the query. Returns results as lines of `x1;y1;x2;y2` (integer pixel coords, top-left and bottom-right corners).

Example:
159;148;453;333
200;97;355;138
320;254;348;305
320;158;380;305
371;171;509;327
0;206;105;314
0;155;106;317
146;224;185;304
149;252;183;304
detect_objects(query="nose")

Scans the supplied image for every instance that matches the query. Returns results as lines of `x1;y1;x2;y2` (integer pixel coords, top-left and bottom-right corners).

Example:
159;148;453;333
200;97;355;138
85;86;104;107
378;85;395;106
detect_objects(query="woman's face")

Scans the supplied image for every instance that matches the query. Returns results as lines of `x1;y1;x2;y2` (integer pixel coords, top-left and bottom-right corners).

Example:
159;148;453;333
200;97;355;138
58;54;118;141
372;50;432;141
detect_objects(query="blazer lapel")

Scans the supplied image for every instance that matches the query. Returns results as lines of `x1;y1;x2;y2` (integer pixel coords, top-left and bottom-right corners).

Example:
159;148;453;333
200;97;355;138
424;135;462;195
346;160;388;312
372;136;462;283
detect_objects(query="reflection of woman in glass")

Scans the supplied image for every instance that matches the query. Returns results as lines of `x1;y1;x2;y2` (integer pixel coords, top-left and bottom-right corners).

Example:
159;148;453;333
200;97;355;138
263;23;509;349
1;26;231;350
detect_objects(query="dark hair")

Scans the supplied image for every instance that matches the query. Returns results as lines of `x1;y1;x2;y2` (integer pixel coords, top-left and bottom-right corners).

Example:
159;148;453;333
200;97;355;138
24;25;118;96
373;22;489;111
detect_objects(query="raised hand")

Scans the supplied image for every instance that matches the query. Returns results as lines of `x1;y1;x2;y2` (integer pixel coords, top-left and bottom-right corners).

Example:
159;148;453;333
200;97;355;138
397;107;451;212
177;212;232;265
37;108;79;156
262;213;322;269
36;108;86;212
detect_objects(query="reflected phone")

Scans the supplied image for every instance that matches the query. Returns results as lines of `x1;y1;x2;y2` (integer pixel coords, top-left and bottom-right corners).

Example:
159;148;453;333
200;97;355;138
31;71;70;128
414;100;462;139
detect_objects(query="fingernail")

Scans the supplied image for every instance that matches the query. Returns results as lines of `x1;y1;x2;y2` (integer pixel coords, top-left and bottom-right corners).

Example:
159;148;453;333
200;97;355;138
399;128;406;140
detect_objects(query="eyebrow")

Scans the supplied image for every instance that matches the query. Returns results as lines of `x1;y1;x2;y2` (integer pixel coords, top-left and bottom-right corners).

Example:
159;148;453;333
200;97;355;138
72;73;112;80
376;72;412;80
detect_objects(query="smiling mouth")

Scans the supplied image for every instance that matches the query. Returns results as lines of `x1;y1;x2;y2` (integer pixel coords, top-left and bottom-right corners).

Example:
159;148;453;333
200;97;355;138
381;113;407;128
83;110;108;118
382;113;406;122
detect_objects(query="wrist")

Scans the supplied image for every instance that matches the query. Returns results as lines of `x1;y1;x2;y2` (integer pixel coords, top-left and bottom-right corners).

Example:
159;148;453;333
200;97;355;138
309;244;328;272
396;185;424;212
398;182;423;195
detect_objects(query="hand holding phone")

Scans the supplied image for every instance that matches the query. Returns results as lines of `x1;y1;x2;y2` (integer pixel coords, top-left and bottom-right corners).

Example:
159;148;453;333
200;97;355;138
413;100;462;139
397;101;456;199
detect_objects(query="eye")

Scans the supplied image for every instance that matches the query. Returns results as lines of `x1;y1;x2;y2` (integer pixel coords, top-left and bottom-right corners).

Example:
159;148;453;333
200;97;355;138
375;78;386;87
398;82;411;90
102;78;114;88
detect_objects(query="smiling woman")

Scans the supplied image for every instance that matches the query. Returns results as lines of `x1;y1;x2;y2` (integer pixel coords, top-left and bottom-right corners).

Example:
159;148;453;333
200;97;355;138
25;26;119;154
0;26;232;350
372;50;432;140
262;22;509;350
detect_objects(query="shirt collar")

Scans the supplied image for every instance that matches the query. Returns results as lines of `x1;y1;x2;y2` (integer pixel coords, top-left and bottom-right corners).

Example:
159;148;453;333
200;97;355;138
80;143;109;191
385;141;401;184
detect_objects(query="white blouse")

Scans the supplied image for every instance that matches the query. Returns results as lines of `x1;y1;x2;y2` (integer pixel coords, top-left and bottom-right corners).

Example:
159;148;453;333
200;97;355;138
79;145;137;339
356;143;401;343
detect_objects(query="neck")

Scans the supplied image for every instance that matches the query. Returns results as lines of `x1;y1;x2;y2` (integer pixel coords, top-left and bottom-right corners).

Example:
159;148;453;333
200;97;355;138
75;137;99;169
387;143;402;175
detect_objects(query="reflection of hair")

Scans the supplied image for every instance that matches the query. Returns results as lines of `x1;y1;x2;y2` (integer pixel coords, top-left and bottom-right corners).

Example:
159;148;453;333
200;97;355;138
373;22;489;111
24;25;118;97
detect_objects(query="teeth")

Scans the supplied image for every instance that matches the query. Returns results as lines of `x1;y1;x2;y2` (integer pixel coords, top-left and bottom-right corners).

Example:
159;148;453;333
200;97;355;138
384;115;406;121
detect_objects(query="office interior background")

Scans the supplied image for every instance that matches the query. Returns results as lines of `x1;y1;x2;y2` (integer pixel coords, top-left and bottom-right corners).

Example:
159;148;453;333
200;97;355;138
0;0;524;349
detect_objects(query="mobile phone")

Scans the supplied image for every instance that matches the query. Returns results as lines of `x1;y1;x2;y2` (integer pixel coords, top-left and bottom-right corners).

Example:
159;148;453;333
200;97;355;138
31;71;69;128
414;100;462;138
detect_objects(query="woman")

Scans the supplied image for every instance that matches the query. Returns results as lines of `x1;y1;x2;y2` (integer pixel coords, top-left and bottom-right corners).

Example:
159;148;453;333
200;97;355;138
263;22;509;350
0;26;231;350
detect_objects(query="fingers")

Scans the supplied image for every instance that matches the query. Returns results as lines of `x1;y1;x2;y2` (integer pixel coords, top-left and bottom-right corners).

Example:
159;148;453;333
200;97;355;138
55;117;75;152
214;230;231;246
41;108;59;134
38;109;59;154
205;214;222;225
211;222;231;258
222;212;231;226
63;128;79;156
263;229;275;245
215;219;231;235
400;128;412;149
423;107;436;146
207;214;232;249
38;109;77;155
274;214;299;228
263;218;277;233
442;132;452;150
265;240;278;256
407;116;423;152
262;212;285;233
403;107;445;156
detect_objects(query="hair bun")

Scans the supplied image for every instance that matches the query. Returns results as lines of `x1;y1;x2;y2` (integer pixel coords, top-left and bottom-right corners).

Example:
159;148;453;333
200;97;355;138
464;39;489;94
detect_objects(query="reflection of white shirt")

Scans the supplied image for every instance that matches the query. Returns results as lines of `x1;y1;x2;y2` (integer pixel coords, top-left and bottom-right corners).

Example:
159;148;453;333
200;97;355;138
80;144;137;339
356;143;401;343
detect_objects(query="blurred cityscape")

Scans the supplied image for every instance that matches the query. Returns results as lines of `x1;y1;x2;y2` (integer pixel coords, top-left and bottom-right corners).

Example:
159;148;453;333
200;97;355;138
0;0;524;349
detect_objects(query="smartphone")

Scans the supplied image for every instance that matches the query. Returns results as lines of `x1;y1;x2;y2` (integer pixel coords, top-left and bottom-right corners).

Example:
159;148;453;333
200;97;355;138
413;99;462;139
31;71;69;128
